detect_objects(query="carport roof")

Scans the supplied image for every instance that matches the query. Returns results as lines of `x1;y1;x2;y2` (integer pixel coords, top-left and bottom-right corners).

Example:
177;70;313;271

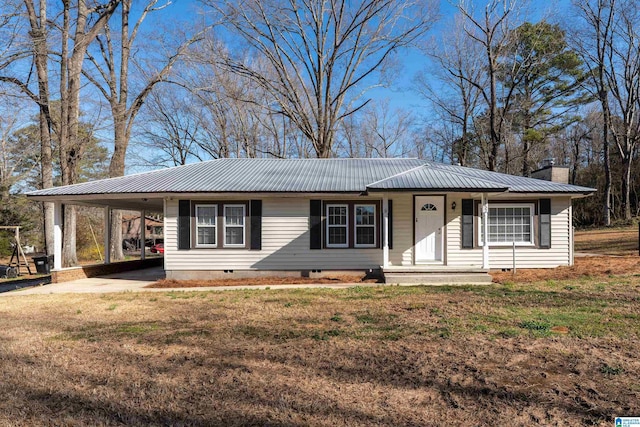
26;158;595;201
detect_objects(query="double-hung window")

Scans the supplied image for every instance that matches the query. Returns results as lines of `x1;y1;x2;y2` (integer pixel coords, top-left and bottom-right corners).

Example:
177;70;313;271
326;204;348;248
195;204;217;247
480;203;534;246
354;204;376;247
224;204;245;247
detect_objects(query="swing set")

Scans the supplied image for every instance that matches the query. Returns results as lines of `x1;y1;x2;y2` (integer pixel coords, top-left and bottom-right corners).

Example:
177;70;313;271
0;226;33;277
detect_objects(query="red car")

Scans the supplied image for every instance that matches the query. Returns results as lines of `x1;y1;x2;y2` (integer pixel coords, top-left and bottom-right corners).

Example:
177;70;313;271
150;243;164;254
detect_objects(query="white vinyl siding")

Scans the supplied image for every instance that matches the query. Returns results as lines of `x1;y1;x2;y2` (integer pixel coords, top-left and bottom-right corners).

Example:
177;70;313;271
164;197;381;271
165;194;573;271
447;195;572;269
388;194;414;266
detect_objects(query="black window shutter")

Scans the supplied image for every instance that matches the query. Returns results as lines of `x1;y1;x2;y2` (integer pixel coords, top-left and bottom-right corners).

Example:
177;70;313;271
178;200;191;250
461;199;474;249
250;200;262;250
387;200;393;250
539;198;551;249
310;200;322;249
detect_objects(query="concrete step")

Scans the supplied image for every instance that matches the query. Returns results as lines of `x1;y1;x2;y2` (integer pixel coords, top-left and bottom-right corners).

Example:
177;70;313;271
383;267;488;274
383;272;493;285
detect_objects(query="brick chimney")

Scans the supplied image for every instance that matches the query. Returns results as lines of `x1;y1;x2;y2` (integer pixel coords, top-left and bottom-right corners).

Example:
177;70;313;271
530;158;569;184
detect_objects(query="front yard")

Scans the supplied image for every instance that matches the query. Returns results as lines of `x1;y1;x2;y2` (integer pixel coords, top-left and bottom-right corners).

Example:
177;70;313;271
1;275;638;426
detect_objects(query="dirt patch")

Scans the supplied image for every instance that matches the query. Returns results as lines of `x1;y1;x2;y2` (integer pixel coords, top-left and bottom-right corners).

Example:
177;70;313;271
148;274;380;288
491;255;640;284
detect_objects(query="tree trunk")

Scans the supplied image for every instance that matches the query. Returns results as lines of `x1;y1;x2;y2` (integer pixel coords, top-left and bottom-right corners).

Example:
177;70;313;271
59;0;119;267
622;154;632;220
62;205;78;266
109;113;127;261
316;134;332;158
521;137;531;177
24;0;55;255
602;97;612;226
34;10;54;255
488;51;499;171
39;111;54;255
521;113;533;177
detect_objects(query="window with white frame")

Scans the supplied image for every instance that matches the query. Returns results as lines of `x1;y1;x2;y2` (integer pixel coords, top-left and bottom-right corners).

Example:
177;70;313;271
224;204;245;246
479;203;534;245
354;204;376;247
195;204;217;247
326;204;348;247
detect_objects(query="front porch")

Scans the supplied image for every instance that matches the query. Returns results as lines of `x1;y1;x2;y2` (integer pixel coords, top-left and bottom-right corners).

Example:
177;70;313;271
380;192;495;271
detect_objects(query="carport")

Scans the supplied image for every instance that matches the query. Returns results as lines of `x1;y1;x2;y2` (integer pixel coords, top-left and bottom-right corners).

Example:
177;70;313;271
27;190;165;274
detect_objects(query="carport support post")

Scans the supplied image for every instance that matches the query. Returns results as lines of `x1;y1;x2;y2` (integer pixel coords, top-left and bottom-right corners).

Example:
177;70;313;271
481;193;490;270
53;201;63;270
104;206;111;264
140;210;146;260
383;195;389;268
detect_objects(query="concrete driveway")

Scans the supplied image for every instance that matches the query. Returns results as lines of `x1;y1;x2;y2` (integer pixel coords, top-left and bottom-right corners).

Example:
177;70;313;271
1;267;165;296
0;267;368;295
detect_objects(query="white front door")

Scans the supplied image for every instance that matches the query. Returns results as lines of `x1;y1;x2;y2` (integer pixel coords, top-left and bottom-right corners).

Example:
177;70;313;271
415;196;444;263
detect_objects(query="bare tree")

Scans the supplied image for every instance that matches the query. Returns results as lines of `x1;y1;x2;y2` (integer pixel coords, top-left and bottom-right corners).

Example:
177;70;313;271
603;1;640;221
0;0;56;254
184;39;308;159
573;0;616;225
207;0;437;157
135;87;204;167
335;113;373;158
83;0;203;260
416;14;485;166
456;0;522;171
361;99;415;158
56;0;121;266
0;0;118;265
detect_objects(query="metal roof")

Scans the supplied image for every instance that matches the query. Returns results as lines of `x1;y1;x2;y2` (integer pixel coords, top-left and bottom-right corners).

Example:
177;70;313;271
26;158;595;198
366;165;509;191
27;158;424;196
420;162;594;194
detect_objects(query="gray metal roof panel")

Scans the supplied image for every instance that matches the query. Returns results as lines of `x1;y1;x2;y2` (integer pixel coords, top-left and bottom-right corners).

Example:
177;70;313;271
366;165;509;191
26;158;596;198
27;158;425;196
421;161;595;194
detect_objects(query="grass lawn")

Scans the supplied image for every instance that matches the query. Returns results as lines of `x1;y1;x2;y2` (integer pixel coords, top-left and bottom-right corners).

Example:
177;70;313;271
1;276;639;426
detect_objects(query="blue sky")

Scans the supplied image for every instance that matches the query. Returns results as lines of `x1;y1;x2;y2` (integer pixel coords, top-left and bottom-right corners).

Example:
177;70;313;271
128;0;576;115
107;0;576;170
60;0;575;173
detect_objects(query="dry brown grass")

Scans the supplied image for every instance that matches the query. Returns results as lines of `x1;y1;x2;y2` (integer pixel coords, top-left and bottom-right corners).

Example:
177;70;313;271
149;274;379;288
1;279;638;426
491;255;640;284
575;226;638;255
